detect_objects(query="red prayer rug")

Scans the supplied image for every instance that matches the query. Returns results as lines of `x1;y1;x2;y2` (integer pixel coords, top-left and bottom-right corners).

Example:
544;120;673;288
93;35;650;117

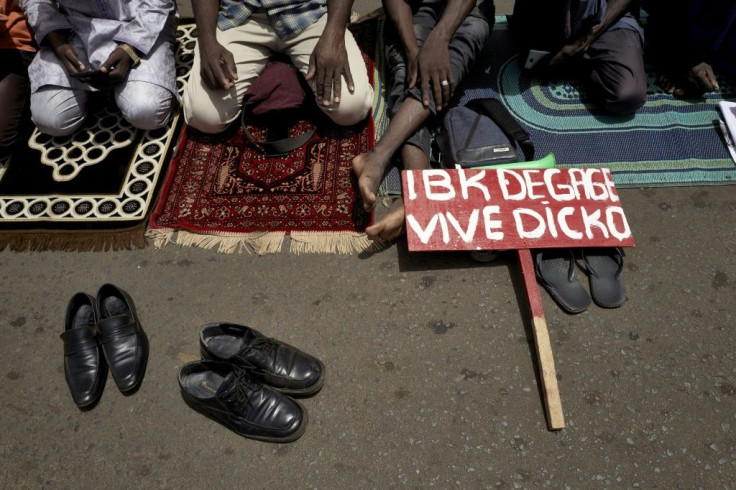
148;21;379;254
147;116;374;254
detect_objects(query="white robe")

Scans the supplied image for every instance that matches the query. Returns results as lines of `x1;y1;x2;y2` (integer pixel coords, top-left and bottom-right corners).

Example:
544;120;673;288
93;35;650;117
22;0;178;95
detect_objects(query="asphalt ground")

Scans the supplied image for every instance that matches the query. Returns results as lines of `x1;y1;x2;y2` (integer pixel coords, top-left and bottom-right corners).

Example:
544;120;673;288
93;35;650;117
1;1;735;488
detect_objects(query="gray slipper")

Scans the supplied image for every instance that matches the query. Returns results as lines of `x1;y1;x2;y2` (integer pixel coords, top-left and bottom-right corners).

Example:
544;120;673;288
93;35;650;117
534;250;591;314
582;248;626;308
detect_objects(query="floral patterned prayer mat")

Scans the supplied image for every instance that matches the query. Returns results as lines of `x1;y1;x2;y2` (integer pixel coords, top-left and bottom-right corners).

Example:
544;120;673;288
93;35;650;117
146;116;375;254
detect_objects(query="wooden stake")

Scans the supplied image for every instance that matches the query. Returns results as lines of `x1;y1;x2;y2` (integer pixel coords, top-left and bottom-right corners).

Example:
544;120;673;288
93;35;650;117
517;248;565;430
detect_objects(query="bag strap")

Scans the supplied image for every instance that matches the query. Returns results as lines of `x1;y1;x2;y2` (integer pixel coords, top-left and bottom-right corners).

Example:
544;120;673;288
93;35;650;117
466;98;535;161
241;105;315;157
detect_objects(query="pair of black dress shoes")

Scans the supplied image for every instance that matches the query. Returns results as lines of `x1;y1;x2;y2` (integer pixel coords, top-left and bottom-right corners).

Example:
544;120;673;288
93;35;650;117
61;284;149;408
178;323;325;443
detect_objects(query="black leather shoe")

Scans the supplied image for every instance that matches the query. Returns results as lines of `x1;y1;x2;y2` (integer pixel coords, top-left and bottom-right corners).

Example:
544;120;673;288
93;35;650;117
96;284;148;394
61;293;107;408
178;360;307;442
199;323;324;396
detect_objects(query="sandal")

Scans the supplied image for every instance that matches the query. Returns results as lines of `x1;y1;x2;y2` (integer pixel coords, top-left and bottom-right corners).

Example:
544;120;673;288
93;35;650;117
534;249;591;314
582;248;626;308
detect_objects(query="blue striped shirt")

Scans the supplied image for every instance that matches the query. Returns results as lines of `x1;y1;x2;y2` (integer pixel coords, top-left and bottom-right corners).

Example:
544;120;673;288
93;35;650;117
218;0;327;39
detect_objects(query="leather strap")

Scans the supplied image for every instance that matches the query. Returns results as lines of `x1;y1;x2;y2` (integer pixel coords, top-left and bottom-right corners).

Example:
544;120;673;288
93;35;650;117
241;115;316;157
98;315;139;343
61;327;98;355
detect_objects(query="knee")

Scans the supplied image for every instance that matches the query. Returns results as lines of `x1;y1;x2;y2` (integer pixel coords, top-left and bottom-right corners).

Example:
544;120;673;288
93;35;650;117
30;89;86;136
118;84;174;130
605;82;647;115
321;84;374;126
182;102;230;134
182;88;232;134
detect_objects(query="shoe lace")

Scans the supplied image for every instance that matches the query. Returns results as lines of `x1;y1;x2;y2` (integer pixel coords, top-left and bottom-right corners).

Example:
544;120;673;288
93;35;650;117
249;337;279;367
223;367;260;411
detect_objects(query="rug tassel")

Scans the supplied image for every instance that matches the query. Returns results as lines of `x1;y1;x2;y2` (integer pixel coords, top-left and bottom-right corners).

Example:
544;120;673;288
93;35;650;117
289;231;381;255
145;228;175;249
0;227;147;252
147;229;287;255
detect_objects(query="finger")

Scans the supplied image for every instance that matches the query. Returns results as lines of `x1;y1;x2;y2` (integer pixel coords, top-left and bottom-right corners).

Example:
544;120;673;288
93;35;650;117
305;54;316;81
212;61;233;90
64;51;85;73
332;70;342;103
100;51;119;73
321;70;334;106
431;75;443;110
440;75;451;108
343;64;355;94
201;65;218;90
408;62;418;89
421;77;430;107
705;69;719;90
223;51;238;81
316;68;327;105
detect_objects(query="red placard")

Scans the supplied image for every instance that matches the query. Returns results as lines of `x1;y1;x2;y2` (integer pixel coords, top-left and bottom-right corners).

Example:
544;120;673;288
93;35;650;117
402;167;635;252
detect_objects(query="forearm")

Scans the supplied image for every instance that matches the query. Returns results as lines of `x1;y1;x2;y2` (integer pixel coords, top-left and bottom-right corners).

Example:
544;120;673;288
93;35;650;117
383;0;418;55
578;0;634;49
430;0;477;43
192;0;221;45
323;0;352;42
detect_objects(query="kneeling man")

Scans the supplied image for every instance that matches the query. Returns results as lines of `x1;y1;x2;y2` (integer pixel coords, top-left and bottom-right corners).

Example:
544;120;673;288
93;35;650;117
22;0;178;135
183;0;374;133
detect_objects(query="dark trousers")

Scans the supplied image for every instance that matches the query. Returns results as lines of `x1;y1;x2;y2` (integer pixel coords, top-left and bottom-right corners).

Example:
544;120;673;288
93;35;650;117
583;28;647;115
385;0;492;155
0;50;32;157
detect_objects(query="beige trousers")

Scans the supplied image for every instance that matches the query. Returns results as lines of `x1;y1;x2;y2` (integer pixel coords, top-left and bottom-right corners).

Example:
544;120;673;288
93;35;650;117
183;13;374;133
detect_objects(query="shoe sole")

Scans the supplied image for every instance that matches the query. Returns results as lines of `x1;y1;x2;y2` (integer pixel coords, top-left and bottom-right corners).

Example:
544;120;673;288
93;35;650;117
182;394;308;443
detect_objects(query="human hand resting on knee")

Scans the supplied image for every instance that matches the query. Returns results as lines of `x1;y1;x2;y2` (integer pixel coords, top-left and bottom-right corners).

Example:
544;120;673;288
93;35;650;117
410;32;453;111
306;27;354;107
198;37;238;90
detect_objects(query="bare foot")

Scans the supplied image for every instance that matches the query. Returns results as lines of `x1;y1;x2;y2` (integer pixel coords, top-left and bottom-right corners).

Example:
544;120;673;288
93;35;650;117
656;72;686;97
366;197;406;243
352;149;390;212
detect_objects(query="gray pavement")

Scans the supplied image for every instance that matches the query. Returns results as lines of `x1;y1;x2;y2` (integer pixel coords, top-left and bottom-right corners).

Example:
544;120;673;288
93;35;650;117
1;1;735;488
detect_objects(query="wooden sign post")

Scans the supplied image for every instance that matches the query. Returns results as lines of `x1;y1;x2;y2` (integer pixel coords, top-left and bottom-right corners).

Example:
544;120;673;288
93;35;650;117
402;167;635;430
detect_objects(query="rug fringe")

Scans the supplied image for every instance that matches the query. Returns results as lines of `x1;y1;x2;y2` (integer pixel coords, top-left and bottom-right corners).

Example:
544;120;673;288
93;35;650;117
0;227;147;252
146;228;286;254
289;231;382;255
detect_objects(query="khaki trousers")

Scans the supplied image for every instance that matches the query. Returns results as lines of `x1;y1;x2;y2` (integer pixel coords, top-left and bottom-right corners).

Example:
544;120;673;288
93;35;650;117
183;13;374;133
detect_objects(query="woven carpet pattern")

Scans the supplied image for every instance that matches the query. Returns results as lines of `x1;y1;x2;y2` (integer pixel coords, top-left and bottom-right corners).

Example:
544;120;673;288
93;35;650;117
462;17;736;187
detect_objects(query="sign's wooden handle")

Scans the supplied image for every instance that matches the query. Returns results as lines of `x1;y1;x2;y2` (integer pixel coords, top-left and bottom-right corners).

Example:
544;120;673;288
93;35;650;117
517;248;565;430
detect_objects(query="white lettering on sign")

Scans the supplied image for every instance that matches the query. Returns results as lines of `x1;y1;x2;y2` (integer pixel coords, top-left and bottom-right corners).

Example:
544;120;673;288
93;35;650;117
402;167;635;251
606;206;631;240
482;205;504;240
497;168;620;203
423;170;455;201
458;169;491;201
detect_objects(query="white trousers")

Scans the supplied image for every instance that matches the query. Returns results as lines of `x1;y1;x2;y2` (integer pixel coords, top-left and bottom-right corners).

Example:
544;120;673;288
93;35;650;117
183;13;374;134
31;81;175;136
